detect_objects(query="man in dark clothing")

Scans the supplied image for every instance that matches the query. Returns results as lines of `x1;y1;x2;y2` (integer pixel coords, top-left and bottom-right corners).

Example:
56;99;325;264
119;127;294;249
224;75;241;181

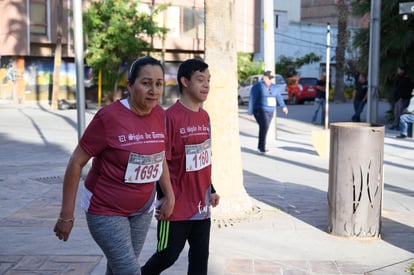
389;65;413;130
352;73;368;122
311;74;327;125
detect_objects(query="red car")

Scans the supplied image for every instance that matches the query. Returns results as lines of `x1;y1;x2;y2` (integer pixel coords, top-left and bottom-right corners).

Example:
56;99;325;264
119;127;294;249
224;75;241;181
286;77;318;104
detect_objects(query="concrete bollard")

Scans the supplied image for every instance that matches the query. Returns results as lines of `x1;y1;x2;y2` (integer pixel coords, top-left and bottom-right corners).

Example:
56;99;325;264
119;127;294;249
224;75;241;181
327;122;384;238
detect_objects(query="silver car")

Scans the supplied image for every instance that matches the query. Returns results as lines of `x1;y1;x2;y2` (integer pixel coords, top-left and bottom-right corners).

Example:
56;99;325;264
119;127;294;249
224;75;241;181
237;74;288;105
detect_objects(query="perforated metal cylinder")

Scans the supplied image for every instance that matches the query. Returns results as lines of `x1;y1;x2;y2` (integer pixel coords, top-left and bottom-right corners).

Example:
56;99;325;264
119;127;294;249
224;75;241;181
328;122;384;238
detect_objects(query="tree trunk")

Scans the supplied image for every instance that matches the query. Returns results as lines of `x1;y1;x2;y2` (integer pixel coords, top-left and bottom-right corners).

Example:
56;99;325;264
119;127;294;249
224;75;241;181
334;0;349;102
51;0;63;110
204;0;252;223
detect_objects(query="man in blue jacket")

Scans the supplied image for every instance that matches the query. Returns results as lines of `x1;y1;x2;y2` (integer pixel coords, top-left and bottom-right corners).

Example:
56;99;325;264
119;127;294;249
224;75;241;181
247;71;288;154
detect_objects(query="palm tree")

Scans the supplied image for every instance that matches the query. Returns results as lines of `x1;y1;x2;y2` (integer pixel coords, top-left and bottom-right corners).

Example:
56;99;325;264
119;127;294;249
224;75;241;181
352;0;414;103
333;0;349;102
204;0;252;224
51;0;63;110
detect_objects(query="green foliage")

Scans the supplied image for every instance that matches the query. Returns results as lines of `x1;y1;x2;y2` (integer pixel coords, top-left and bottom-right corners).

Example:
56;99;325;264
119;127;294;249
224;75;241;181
237;53;264;84
407;262;414;275
84;0;169;94
237;52;322;84
296;53;322;68
351;1;414;102
277;55;296;77
278;53;322;77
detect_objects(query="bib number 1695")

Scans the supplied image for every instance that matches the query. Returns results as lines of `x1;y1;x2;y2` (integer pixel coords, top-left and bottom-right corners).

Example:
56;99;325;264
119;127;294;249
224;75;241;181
125;152;164;184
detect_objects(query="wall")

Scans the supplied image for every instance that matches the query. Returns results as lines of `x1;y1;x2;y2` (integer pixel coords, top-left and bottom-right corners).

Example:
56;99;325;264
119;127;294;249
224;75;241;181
0;57;96;102
0;0;29;55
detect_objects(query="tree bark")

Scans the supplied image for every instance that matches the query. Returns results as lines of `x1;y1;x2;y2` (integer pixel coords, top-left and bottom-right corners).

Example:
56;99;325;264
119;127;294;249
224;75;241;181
51;0;63;110
334;0;349;102
204;0;252;222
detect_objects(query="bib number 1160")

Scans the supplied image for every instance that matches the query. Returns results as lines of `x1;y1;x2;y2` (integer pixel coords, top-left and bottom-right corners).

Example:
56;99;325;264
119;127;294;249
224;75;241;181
185;139;211;172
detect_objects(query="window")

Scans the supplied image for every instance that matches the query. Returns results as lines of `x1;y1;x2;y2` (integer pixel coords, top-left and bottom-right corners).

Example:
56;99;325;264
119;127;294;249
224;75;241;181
299;78;318;85
274;10;288;30
182;7;204;39
30;0;48;35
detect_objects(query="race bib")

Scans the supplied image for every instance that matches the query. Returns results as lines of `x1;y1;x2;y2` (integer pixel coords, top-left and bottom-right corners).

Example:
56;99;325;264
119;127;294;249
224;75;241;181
124;152;164;184
185;139;212;172
267;97;276;107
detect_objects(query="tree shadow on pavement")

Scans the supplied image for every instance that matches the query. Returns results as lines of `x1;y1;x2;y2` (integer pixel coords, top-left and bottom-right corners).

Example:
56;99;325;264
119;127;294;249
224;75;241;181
381;217;414;253
242;169;329;231
242;166;414;254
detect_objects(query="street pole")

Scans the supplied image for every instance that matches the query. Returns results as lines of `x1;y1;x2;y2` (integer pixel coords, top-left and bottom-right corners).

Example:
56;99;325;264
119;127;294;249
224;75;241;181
367;0;381;124
263;0;275;73
263;0;277;139
73;0;86;139
324;23;331;130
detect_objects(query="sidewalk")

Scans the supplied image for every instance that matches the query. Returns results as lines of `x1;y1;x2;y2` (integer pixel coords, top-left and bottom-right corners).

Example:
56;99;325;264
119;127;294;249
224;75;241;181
0;101;413;274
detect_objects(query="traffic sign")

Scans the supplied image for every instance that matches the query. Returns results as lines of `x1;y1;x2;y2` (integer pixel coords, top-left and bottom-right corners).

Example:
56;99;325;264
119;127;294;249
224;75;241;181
399;2;414;14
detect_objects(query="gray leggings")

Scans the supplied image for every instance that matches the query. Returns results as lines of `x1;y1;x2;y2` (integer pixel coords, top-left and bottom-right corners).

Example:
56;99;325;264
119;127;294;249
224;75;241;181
86;211;153;275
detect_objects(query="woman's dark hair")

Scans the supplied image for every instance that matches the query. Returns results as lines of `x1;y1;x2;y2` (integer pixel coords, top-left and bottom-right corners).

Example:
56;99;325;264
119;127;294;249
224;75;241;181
128;56;164;85
177;58;208;92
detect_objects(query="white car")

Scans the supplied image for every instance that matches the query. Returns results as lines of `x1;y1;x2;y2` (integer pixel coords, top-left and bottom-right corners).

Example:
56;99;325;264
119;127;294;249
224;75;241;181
238;74;288;105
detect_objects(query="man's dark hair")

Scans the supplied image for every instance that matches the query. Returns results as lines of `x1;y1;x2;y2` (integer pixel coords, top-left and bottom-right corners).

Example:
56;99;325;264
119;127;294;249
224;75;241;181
177;58;208;93
359;72;367;79
128;56;164;85
399;64;408;74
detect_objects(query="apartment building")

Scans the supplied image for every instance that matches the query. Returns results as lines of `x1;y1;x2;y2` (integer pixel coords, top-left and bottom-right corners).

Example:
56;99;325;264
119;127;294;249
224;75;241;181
0;0;362;103
0;0;260;103
301;0;361;28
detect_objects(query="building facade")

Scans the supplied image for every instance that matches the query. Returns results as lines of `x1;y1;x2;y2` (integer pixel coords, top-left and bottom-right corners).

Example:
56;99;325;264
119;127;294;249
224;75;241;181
260;1;363;81
0;0;362;103
0;0;260;103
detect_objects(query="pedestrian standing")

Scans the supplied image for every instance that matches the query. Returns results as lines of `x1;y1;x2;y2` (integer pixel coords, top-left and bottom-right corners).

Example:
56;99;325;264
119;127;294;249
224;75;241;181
141;58;220;275
311;74;327;125
247;71;288;154
389;64;413;130
351;73;368;122
53;56;175;275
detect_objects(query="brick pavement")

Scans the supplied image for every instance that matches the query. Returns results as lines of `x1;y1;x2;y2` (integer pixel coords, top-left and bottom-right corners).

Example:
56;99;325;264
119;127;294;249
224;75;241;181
1;101;413;274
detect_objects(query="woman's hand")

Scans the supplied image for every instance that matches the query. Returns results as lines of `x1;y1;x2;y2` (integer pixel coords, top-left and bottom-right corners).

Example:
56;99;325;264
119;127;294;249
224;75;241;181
155;197;175;220
53;217;74;241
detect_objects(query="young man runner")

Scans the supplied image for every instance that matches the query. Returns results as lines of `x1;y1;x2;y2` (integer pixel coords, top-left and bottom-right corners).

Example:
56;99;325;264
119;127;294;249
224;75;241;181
142;58;220;275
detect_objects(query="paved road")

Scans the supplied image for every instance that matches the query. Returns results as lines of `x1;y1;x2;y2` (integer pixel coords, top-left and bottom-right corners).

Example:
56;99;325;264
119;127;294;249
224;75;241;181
0;100;413;274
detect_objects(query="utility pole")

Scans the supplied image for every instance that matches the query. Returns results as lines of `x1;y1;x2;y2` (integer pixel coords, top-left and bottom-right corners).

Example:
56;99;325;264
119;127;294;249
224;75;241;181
324;23;331;130
263;0;277;139
263;0;275;72
367;0;381;124
73;0;86;139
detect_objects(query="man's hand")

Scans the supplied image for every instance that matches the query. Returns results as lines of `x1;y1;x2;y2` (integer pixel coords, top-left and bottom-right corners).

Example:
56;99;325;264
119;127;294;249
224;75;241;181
282;107;288;115
210;193;220;207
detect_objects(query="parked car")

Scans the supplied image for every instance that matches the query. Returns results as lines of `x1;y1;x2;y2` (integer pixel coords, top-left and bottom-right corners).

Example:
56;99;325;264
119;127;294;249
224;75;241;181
238;74;288;105
286;76;318;104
